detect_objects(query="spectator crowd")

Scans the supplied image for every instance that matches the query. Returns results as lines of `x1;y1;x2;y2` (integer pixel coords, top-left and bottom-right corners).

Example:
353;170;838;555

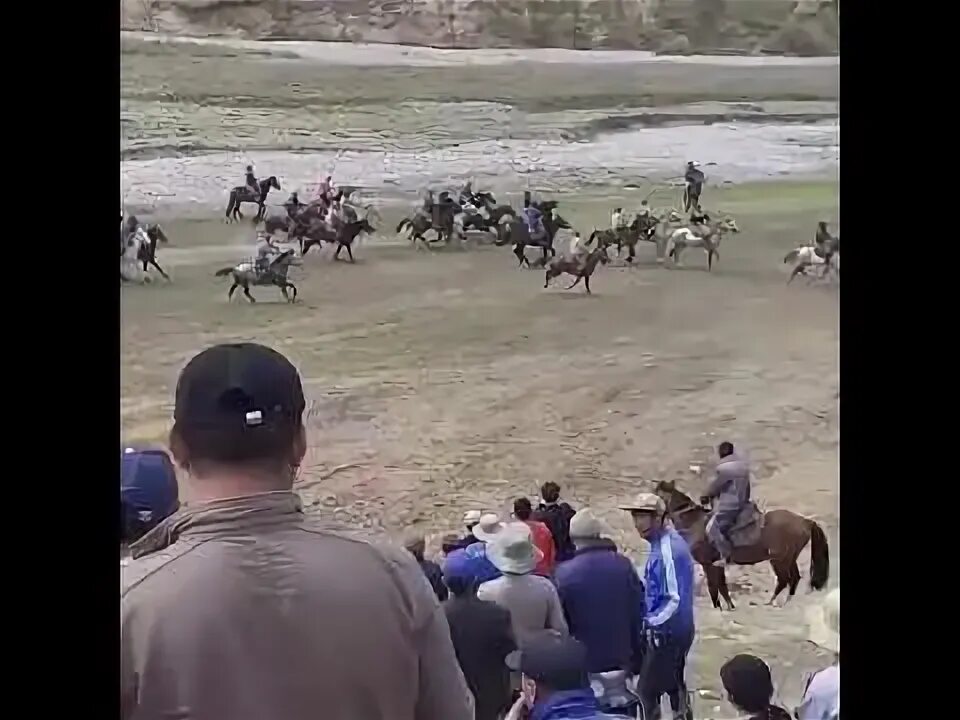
120;342;840;720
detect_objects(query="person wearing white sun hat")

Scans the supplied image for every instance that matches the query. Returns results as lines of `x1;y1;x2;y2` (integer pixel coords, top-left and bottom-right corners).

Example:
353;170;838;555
460;514;506;585
797;587;839;720
478;524;568;648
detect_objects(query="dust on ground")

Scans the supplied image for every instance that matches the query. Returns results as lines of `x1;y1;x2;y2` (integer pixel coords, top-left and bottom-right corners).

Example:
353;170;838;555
121;181;838;717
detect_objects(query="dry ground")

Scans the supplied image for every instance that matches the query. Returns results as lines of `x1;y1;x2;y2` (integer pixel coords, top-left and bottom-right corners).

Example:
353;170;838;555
121;181;838;717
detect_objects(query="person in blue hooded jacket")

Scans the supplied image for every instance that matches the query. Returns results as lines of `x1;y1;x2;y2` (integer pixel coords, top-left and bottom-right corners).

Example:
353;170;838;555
554;508;645;676
620;492;695;720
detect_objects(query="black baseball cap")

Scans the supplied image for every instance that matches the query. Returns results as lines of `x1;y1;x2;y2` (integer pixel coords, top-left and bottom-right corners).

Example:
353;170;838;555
505;631;589;691
174;344;305;457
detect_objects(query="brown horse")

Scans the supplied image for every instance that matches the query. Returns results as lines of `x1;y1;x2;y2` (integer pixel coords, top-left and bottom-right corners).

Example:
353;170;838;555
655;480;829;610
544;243;610;294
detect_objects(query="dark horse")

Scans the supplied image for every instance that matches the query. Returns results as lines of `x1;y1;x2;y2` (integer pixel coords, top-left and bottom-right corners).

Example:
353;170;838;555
814;221;840;270
655;480;829;610
397;205;459;247
224;176;281;222
214;249;300;302
302;218;376;263
498;202;572;267
544;243;610;294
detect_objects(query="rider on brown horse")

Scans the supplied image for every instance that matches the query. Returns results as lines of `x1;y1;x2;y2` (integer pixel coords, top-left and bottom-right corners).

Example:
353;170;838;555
700;442;751;568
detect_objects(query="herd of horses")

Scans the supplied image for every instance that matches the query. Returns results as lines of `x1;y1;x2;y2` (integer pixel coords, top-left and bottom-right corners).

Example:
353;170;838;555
120;173;839;299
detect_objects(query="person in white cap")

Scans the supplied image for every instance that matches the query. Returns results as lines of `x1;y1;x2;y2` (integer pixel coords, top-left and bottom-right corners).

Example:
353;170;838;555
620;492;695;720
478;524;568;648
797;587;839;720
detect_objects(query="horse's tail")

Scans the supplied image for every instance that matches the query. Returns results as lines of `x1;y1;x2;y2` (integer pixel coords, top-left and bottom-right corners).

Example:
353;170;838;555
214;267;235;277
784;248;800;264
225;190;237;218
807;520;830;591
396;218;411;234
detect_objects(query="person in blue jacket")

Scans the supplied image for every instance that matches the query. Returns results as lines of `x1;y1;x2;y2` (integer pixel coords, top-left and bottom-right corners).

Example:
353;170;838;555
554;508;645;677
120;447;179;545
620;492;695;720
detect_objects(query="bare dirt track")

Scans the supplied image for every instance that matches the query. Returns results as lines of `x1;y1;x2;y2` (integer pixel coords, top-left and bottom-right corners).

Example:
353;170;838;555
121;181;838;715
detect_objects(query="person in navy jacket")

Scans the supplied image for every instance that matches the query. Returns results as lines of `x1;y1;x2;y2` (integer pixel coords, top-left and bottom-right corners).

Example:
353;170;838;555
620;493;695;720
554;508;645;676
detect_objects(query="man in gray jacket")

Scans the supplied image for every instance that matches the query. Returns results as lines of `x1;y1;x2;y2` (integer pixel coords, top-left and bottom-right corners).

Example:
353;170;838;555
121;342;475;720
700;441;751;568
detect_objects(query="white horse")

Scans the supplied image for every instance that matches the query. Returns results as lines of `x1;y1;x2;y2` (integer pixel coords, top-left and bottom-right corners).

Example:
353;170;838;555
665;217;740;270
783;246;840;284
120;226;150;282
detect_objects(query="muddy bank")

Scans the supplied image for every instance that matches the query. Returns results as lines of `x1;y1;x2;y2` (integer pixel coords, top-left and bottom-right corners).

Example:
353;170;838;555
121;35;837;215
122;0;839;56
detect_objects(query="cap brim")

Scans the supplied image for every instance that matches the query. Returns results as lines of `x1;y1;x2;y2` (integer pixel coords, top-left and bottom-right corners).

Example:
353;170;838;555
505;649;522;672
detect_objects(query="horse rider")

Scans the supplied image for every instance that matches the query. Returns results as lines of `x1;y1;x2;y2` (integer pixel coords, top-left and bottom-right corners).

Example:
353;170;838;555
611;207;626;231
317;174;334;202
814;221;838;261
245;165;259;198
459;180;474;205
521;195;546;240
684;161;705;211
699;442;752;568
255;232;281;276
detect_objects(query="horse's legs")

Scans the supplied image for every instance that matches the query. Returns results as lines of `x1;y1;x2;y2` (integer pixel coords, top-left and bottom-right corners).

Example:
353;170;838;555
584;275;592;294
149;259;170;280
544;270;551;289
768;559;791;605
280;286;289;302
718;571;735;610
228;282;238;300
788;265;805;285
288;283;297;302
565;275;583;291
627;244;635;264
708;249;714;271
787;561;802;599
334;244;342;261
703;564;722;609
243;285;256;303
345;244;355;263
541;246;548;265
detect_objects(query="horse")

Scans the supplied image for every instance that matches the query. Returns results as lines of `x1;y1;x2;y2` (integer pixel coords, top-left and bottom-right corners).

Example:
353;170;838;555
121;224;170;282
224;176;281;222
589;209;682;265
397;208;459;248
302;218;376;262
544;243;610;294
499;209;573;268
655;480;829;610
783;246;840;284
472;192;516;226
665;217;740;270
214;249;300;302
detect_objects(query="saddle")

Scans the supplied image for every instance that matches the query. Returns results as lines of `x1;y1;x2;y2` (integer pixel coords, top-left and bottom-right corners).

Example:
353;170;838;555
727;502;764;547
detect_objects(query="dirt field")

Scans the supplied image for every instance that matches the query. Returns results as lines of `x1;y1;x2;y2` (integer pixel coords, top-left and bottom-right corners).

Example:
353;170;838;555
121;180;838;716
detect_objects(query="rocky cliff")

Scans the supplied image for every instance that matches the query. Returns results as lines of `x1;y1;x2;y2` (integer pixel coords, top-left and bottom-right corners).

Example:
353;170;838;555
121;0;838;56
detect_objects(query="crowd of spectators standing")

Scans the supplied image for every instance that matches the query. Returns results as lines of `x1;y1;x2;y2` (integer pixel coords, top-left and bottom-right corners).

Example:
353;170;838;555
120;342;839;720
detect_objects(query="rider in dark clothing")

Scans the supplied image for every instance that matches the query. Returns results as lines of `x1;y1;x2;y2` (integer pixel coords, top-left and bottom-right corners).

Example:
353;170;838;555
245;165;259;197
684;162;705;212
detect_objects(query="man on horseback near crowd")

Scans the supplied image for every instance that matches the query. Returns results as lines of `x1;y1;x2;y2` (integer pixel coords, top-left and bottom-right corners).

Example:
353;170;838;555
244;165;259;199
814;221;839;263
700;442;752;568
